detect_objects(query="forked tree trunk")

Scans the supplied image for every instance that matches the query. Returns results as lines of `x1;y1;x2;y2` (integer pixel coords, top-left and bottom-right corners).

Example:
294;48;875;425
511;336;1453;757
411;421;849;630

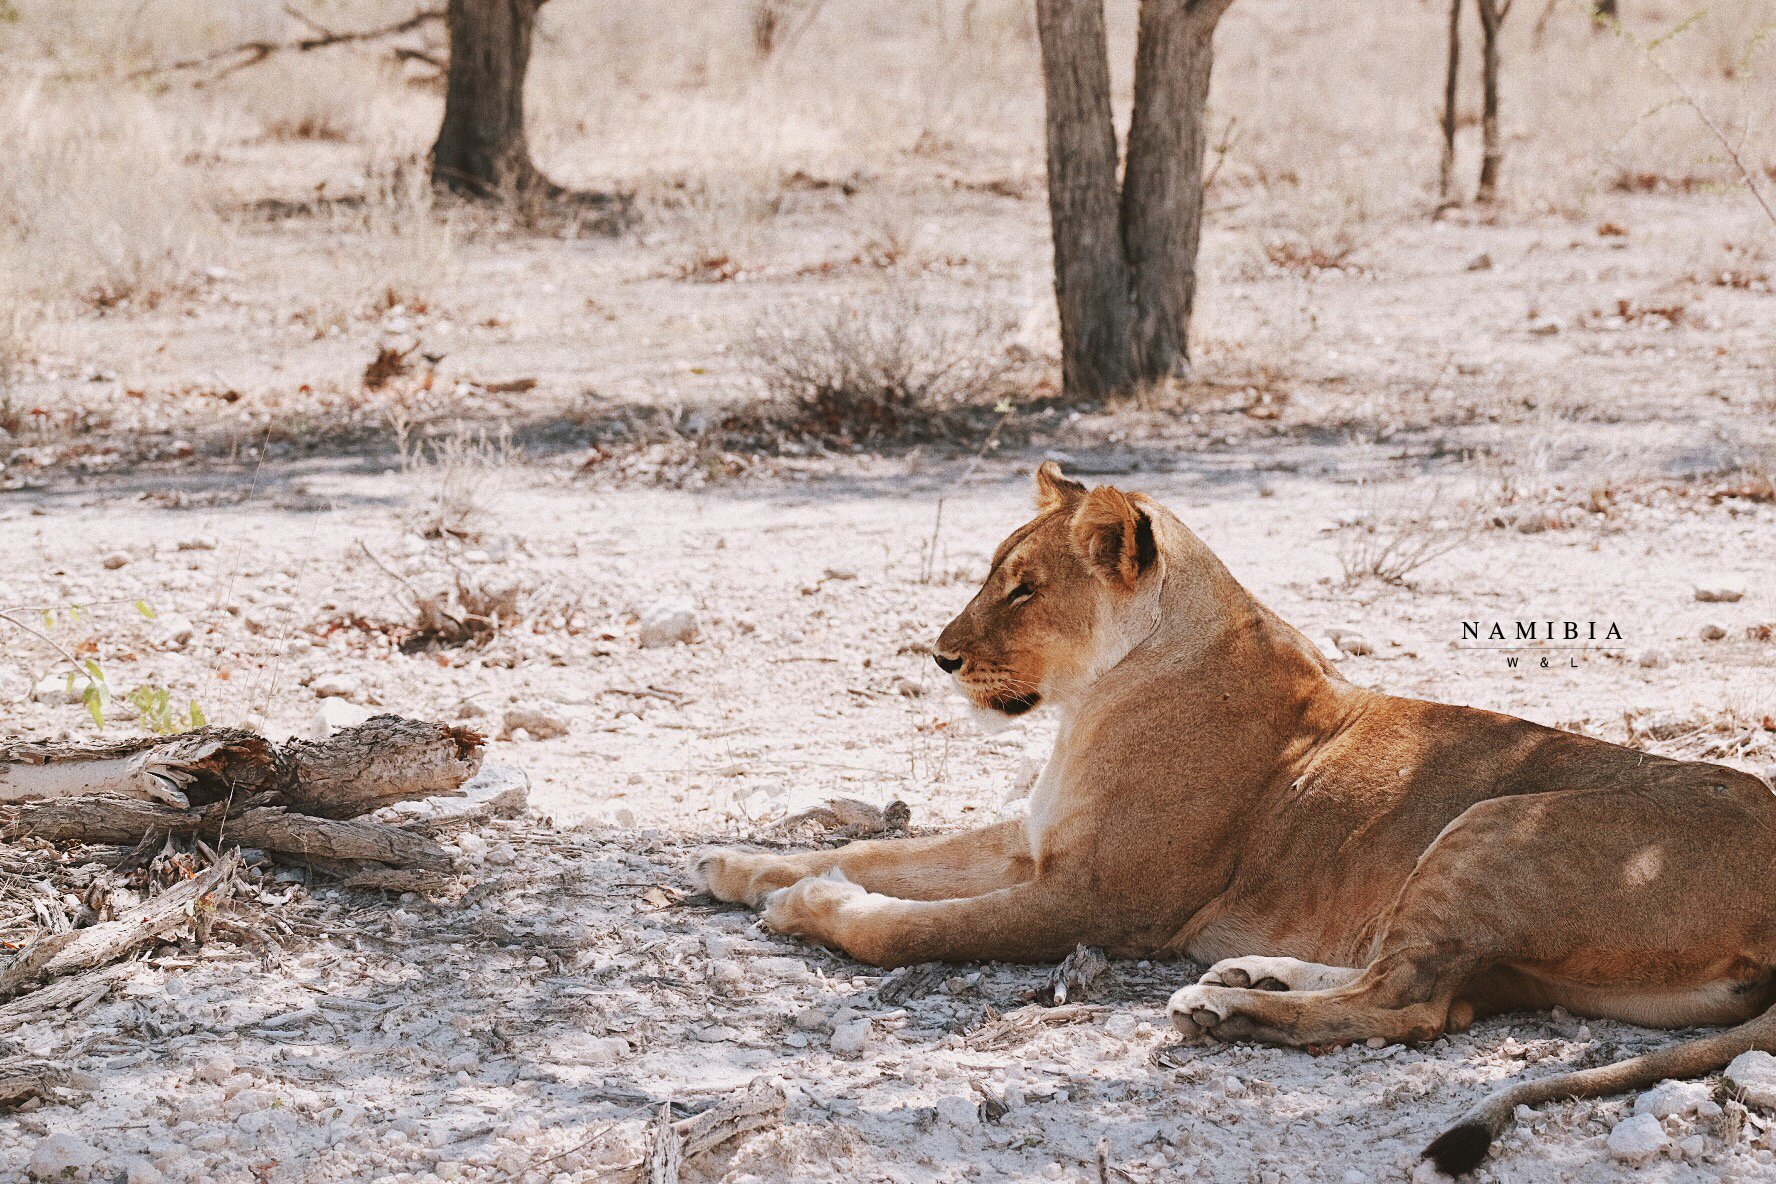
431;0;556;198
1034;0;1132;401
1440;0;1463;202
1475;0;1510;203
1121;0;1234;384
1034;0;1236;401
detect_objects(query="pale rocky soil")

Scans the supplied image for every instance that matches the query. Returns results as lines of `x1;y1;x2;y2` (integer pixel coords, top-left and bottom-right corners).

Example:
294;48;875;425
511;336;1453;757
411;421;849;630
4;14;1776;1177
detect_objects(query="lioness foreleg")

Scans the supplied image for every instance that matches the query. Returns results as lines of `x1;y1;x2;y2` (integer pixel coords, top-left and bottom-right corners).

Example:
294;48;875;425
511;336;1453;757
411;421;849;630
693;819;1033;907
760;872;1097;968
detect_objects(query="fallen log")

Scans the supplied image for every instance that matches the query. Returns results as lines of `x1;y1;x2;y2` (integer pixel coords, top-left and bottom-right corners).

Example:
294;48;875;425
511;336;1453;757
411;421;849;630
0;716;482;818
0;798;452;870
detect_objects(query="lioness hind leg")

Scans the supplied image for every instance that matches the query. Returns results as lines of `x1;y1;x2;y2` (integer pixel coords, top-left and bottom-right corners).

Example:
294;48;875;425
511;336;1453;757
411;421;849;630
1169;950;1462;1046
693;819;1032;908
1199;955;1363;993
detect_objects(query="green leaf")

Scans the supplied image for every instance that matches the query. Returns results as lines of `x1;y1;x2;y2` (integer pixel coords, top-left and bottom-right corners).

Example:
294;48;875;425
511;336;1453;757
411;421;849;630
135;600;157;620
83;685;106;728
188;700;207;728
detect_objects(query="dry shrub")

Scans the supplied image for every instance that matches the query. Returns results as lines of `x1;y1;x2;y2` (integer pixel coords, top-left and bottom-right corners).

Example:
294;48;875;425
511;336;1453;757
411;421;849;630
0;82;223;313
740;291;1015;444
1335;483;1477;586
395;419;513;541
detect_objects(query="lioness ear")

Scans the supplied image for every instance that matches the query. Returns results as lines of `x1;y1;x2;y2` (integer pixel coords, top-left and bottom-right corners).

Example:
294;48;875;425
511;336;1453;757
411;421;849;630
1034;461;1086;511
1070;487;1158;588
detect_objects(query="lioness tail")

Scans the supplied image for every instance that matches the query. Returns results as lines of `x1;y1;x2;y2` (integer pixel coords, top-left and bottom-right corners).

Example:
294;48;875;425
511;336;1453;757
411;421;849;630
1424;1002;1776;1175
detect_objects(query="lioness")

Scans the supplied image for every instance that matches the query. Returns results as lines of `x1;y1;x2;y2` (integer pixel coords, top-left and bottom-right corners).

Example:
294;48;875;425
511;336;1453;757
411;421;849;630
695;463;1776;1173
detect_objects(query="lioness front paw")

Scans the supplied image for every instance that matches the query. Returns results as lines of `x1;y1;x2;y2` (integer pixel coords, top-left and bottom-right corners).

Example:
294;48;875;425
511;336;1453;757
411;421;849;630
761;869;866;942
691;848;789;907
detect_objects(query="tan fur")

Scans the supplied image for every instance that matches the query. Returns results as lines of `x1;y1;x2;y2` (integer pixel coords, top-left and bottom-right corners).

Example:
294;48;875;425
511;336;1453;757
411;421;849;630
693;467;1776;1173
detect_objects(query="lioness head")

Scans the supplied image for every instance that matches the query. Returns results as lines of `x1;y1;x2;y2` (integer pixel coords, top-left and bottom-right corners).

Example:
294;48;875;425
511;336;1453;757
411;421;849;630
933;462;1164;718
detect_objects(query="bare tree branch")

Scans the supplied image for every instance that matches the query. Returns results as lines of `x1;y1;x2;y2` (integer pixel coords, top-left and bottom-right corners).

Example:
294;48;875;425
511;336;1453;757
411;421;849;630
125;7;442;82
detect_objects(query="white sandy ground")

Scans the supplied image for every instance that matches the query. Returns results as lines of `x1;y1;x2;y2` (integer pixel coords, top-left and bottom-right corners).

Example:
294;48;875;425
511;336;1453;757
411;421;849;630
0;434;1774;1183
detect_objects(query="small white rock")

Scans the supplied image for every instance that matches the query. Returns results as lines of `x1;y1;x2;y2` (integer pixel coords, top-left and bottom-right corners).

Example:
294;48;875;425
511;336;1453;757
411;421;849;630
1694;576;1747;603
125;1159;165;1184
311;698;377;738
310;673;361;700
935;1094;980;1128
638;599;698;648
29;1132;100;1180
1634;1079;1712;1119
1607;1113;1670;1162
501;704;568;740
1727;1049;1776;1108
829;1018;872;1056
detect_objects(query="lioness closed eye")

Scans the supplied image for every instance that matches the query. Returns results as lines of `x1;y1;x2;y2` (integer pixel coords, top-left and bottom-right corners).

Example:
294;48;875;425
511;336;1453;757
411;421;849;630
694;462;1776;1174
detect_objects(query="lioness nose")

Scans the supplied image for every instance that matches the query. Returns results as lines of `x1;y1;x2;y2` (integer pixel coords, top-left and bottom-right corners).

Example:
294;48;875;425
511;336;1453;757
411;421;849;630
933;651;964;674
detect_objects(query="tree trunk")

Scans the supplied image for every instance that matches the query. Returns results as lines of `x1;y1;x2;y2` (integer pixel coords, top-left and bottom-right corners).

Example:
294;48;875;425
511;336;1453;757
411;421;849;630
1475;0;1507;203
1440;0;1463;203
431;0;555;198
1121;0;1233;385
1034;0;1133;401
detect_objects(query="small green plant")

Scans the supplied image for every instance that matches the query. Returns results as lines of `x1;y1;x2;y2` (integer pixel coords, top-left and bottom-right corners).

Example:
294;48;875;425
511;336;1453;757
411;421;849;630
126;685;208;735
1;600;207;733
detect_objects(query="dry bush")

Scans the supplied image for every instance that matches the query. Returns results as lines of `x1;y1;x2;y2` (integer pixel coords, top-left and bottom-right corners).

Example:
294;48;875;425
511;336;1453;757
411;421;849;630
1335;483;1477;586
395;418;512;541
740;291;1016;444
0;81;223;314
0;306;29;440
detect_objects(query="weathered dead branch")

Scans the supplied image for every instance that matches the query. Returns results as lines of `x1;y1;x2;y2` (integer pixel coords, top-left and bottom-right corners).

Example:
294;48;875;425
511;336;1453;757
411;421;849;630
0;850;238;998
606;1081;787;1184
126;7;444;82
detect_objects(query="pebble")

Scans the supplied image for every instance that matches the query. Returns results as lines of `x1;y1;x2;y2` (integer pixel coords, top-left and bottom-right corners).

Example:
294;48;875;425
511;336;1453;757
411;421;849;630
1694;576;1746;603
935;1095;980;1128
1327;627;1374;657
29;1133;100;1180
312;698;377;738
1727;1050;1776;1108
1636;649;1670;669
102;551;131;569
1607;1113;1669;1161
310;673;361;700
1699;623;1727;641
501;704;568;740
829;1018;872;1056
176;535;218;551
1634;1079;1717;1119
638;599;698;648
125;1160;164;1184
794;1008;833;1033
31;671;89;704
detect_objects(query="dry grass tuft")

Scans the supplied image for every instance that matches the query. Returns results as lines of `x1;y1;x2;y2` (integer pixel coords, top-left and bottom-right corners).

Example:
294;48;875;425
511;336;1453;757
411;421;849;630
395;419;513;541
0;82;223;315
740;291;1016;445
1335;483;1478;587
